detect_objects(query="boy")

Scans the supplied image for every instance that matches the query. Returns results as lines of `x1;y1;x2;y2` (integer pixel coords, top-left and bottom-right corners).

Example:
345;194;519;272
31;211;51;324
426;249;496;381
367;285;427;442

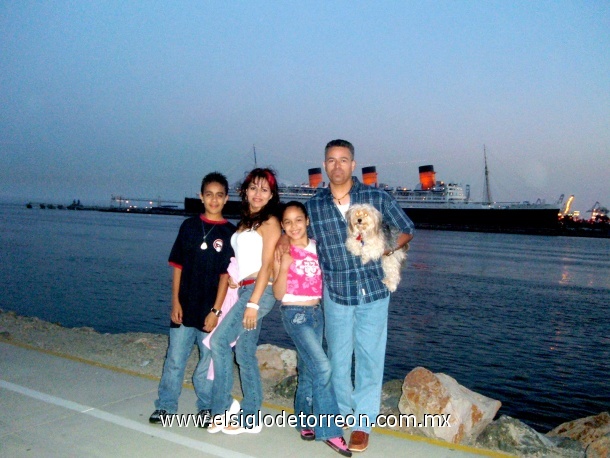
149;172;236;426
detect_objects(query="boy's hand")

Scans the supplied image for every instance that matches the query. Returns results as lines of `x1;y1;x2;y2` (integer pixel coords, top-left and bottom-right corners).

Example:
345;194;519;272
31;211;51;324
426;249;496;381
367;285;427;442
171;302;183;325
203;312;218;332
228;276;238;289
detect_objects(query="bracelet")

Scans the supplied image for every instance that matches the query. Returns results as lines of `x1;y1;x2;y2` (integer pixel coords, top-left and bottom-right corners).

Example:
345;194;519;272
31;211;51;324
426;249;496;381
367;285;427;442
246;302;259;310
210;308;222;317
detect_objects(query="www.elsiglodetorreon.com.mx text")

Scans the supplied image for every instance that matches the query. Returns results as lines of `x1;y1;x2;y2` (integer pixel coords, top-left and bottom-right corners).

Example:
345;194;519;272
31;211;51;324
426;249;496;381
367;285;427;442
159;411;452;429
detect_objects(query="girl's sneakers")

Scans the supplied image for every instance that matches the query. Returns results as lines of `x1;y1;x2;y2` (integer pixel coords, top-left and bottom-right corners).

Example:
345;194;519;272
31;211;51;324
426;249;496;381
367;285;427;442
324;436;352;457
300;429;315;441
207;399;241;434
221;423;263;435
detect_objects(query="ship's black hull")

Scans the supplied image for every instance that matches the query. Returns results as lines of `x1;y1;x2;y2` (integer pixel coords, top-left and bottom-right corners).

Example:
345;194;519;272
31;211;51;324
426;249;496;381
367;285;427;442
185;197;561;235
402;207;561;234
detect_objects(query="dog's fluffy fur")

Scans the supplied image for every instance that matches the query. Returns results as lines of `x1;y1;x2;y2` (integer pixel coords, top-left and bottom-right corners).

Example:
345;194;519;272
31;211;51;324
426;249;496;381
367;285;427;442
345;203;407;292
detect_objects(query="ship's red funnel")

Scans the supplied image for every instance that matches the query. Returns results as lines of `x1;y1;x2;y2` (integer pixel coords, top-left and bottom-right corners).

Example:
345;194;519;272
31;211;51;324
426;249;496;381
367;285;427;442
308;168;323;188
419;165;435;190
362;166;378;187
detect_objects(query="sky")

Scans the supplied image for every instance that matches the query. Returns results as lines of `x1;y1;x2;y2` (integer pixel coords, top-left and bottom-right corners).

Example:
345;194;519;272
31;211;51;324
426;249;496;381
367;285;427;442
1;1;609;215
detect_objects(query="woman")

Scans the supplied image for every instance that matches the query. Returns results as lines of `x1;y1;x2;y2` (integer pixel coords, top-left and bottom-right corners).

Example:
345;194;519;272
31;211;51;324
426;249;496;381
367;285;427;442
208;168;281;434
273;201;351;456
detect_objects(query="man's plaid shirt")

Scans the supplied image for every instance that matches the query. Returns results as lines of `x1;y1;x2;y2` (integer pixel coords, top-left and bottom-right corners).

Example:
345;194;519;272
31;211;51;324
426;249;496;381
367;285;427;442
305;177;414;306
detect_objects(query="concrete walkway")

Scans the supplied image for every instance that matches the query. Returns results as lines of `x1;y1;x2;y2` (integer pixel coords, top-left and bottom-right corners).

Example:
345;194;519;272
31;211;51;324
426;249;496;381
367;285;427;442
0;341;511;457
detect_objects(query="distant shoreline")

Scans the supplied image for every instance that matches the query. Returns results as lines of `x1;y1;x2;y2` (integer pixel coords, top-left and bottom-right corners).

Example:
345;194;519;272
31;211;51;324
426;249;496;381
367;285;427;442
20;201;610;238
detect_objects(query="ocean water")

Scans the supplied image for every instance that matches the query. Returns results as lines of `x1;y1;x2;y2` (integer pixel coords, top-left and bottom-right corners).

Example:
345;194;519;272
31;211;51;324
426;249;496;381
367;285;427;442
1;203;608;432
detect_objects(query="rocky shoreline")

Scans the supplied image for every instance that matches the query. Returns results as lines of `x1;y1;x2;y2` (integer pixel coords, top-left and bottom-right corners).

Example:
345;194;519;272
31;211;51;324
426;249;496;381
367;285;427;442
1;310;608;457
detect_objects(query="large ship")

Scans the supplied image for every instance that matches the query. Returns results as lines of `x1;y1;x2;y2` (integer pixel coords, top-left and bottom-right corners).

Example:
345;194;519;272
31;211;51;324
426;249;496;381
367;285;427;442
384;163;560;233
186;158;561;234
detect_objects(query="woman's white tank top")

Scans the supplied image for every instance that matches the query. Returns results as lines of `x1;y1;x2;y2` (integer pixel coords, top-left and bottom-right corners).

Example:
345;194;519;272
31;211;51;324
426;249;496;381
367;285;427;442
231;229;263;281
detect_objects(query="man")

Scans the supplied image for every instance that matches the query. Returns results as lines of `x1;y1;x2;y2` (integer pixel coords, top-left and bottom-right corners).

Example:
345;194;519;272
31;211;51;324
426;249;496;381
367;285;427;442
305;139;414;452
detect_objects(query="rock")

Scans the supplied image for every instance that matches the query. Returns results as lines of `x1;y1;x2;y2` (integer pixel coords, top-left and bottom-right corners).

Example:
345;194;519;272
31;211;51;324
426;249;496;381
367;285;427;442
547;412;610;458
256;344;297;382
587;435;610;458
398;366;501;444
273;374;298;399
477;415;585;457
380;379;403;416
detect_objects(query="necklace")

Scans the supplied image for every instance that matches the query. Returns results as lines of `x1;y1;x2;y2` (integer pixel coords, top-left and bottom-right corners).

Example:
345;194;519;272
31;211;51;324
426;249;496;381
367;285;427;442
331;185;352;204
200;221;216;250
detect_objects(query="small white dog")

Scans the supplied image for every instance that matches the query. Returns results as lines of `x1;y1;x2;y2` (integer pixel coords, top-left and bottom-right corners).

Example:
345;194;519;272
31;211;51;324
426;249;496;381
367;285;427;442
345;203;408;292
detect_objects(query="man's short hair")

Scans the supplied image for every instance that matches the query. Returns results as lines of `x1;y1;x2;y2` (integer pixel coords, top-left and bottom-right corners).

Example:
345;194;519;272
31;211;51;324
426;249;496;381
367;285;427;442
325;139;354;159
201;171;229;195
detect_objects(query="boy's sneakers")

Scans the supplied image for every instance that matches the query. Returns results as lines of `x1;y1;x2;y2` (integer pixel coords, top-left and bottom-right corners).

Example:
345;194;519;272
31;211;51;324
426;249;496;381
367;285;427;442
208;399;241;433
324;436;352;457
150;409;212;428
196;409;212;428
149;409;169;424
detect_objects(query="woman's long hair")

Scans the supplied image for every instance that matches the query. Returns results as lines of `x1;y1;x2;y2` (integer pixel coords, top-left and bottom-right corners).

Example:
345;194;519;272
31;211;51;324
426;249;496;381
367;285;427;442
239;168;280;230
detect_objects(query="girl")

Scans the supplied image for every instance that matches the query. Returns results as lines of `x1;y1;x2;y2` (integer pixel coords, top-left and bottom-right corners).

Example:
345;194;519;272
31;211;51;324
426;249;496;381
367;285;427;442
209;168;281;434
273;201;351;456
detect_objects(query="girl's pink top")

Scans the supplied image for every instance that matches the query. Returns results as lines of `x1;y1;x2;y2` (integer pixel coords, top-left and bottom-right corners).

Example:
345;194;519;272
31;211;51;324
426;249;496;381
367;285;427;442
285;240;322;299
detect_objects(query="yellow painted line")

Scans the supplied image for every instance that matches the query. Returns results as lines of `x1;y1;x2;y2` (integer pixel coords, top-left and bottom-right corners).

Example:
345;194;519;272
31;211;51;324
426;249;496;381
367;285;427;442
372;427;515;457
1;337;513;457
0;337;161;381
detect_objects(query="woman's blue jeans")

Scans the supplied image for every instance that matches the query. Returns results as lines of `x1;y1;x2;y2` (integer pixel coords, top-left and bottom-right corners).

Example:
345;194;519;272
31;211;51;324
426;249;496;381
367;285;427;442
281;305;343;440
210;283;276;424
155;324;212;413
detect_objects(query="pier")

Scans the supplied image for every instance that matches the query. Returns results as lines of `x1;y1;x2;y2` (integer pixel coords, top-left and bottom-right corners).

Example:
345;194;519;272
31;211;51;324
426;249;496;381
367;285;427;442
110;195;183;210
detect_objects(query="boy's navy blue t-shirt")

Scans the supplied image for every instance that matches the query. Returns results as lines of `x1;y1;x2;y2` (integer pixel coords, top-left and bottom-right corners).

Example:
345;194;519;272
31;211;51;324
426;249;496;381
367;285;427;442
168;214;236;329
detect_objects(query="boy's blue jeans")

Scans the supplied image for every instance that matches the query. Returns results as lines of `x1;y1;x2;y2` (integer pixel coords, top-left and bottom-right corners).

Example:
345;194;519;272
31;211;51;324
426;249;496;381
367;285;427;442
155;324;212;413
210;283;276;424
281;305;343;440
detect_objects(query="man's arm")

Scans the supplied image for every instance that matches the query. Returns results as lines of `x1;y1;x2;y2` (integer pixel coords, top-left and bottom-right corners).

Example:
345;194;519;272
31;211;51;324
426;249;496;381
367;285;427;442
384;232;413;256
380;192;414;255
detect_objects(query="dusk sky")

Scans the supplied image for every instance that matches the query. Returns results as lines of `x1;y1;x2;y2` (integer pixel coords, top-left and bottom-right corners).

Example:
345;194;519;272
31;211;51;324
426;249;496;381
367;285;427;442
2;1;609;215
